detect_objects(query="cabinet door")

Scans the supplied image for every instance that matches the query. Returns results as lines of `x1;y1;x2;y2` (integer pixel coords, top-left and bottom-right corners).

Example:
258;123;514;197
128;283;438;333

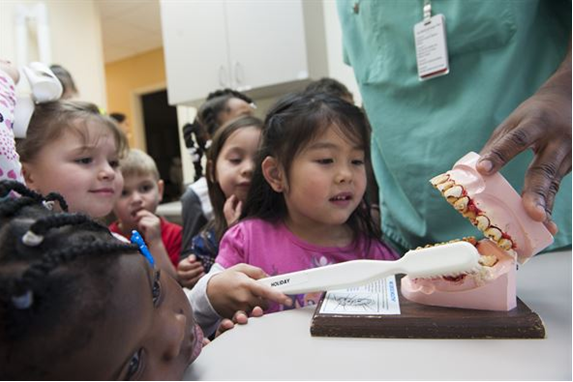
160;0;230;105
225;0;308;91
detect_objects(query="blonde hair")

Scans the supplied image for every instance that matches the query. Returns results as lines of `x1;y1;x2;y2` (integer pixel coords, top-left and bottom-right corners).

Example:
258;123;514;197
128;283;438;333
17;100;128;163
119;149;160;181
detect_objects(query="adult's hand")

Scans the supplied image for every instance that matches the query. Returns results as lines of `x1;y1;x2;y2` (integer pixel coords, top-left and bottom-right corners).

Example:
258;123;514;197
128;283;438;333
477;44;572;235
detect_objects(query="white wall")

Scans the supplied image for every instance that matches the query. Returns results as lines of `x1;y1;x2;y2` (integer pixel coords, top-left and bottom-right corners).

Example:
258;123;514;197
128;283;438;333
0;0;107;106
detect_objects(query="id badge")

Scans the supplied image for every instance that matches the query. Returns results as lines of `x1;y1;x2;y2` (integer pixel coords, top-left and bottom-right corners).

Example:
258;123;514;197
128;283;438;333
414;14;449;81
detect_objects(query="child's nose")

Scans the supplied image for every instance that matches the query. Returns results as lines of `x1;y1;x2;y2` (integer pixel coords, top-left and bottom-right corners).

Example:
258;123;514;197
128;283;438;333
98;163;116;181
163;311;187;360
241;160;255;177
335;164;353;184
131;192;143;204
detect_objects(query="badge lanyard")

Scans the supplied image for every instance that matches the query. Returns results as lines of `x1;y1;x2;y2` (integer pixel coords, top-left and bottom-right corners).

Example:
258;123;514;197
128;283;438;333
413;0;450;81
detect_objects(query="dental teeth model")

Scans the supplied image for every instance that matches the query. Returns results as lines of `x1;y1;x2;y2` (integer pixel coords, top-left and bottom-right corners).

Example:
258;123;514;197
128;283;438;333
401;152;554;311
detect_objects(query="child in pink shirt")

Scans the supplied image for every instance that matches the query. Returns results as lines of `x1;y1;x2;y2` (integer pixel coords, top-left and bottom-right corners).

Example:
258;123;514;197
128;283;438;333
190;92;397;333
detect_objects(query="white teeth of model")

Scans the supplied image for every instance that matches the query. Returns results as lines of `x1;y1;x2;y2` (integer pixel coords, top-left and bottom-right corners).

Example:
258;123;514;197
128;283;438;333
475;215;490;231
430;173;449;186
485;227;503;241
453;196;469;211
498;238;513;251
444;185;463;199
436;180;454;192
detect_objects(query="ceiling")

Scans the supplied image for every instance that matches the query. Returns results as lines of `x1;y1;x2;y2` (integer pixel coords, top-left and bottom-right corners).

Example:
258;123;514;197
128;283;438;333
97;0;163;63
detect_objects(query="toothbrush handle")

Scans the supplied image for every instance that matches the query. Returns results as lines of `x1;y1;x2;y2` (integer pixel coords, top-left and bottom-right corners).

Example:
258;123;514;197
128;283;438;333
257;260;397;294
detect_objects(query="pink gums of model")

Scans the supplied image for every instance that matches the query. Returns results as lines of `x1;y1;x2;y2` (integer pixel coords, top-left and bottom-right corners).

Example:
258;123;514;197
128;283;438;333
401;152;553;311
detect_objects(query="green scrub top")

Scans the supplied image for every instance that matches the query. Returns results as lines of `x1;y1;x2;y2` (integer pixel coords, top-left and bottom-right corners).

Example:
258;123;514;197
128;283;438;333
337;0;571;253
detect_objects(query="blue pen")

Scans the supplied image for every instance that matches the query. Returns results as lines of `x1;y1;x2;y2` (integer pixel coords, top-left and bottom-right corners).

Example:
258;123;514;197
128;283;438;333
130;230;155;266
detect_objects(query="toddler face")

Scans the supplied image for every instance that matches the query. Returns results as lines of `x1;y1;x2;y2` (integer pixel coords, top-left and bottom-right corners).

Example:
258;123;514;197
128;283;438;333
23;121;123;218
282;127;367;229
115;174;163;230
52;254;202;379
215;126;261;203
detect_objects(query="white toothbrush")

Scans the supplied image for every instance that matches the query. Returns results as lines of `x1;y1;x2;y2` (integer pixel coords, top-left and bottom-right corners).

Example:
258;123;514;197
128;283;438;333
257;241;480;294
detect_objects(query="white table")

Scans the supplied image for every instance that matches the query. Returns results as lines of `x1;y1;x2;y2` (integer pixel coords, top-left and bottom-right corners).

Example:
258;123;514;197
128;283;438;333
185;250;572;380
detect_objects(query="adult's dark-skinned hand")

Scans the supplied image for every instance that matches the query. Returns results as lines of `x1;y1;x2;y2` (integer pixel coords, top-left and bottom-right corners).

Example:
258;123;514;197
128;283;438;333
477;42;572;236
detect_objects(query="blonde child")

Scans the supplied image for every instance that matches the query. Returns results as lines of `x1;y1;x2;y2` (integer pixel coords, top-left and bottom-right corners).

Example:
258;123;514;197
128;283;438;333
16;100;126;220
189;92;397;333
177;116;263;289
110;148;182;276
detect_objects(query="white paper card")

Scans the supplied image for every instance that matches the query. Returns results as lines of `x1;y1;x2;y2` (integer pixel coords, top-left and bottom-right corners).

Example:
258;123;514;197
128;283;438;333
318;275;401;315
414;14;449;80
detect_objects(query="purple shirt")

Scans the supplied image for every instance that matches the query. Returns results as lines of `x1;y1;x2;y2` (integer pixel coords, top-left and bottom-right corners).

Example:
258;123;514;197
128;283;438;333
216;218;398;313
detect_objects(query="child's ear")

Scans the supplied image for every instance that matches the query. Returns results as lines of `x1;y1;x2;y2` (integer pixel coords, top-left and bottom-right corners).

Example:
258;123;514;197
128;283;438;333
262;156;284;192
157;179;164;202
206;159;216;183
21;163;37;190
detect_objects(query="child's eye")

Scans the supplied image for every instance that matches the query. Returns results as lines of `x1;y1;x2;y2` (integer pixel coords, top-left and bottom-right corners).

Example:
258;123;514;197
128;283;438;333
316;158;334;164
152;270;162;306
125;348;143;380
140;185;152;193
75;157;92;165
121;190;129;197
109;159;120;168
352;159;365;166
229;158;242;164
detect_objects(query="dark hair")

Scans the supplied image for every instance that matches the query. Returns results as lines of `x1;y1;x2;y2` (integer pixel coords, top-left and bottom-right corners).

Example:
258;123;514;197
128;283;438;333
49;64;78;98
243;92;381;250
304;78;354;103
109;112;126;123
182;121;210;182
16;100;128;164
199;89;254;137
0;180;138;379
205;116;263;241
183;89;255;181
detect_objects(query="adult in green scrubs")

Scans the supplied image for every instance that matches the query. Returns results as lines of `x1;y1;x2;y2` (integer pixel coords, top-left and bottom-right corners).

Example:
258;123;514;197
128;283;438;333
337;0;571;253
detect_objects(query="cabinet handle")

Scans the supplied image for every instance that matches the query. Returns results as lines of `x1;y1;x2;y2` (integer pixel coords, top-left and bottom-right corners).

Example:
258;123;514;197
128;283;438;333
218;65;228;87
234;61;244;86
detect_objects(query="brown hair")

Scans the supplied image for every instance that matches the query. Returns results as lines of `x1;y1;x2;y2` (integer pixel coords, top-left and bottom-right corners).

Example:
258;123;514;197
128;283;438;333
16;100;128;164
119;149;160;181
205;115;263;241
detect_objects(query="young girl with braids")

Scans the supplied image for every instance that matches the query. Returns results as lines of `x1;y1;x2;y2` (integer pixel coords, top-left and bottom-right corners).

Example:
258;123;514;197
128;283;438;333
189;92;397;330
179;89;256;285
0;180;291;379
0;180;203;379
177;116;263;288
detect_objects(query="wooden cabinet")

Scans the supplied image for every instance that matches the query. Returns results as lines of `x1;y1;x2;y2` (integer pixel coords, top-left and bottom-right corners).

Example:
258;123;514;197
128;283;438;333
160;0;317;105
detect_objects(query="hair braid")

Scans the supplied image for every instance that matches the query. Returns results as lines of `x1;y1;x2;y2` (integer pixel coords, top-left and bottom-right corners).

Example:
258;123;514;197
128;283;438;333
0;197;39;218
43;192;69;212
0;180;43;202
183;122;209;181
26;213;107;239
13;241;138;297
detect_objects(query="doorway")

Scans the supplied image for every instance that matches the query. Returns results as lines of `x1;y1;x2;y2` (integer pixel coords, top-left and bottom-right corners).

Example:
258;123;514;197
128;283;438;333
141;90;182;203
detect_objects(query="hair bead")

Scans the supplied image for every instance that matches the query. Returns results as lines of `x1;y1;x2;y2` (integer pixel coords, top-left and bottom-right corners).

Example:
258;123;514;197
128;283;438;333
42;200;55;210
11;290;33;309
22;230;44;246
